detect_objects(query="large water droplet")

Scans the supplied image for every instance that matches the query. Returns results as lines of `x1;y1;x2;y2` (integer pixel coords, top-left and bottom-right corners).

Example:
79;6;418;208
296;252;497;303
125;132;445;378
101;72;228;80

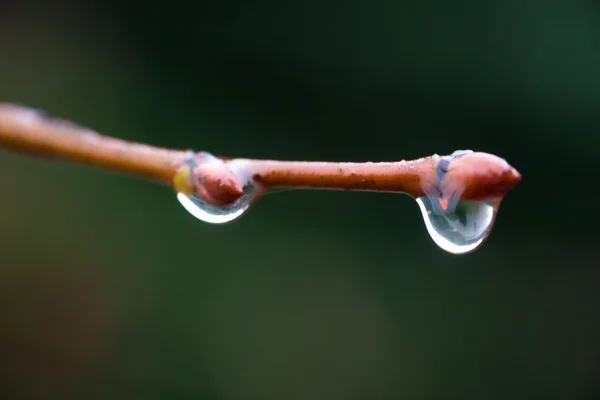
177;182;260;224
416;196;500;254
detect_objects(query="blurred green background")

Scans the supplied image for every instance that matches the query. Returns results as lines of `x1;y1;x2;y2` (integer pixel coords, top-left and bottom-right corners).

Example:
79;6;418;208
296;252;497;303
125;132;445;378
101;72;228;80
1;1;599;399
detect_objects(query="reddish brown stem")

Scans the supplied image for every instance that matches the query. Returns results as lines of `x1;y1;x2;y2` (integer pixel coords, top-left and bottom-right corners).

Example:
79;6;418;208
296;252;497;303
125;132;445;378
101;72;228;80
237;158;436;197
0;104;521;206
236;150;521;201
0;104;188;183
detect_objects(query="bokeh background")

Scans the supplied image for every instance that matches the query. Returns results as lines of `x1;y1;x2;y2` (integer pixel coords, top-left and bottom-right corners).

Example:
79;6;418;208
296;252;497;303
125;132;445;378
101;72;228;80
1;1;599;399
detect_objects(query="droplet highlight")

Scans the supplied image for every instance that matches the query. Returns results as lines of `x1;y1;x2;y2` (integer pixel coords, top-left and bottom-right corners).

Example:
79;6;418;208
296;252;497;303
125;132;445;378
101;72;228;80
416;196;500;254
177;182;260;224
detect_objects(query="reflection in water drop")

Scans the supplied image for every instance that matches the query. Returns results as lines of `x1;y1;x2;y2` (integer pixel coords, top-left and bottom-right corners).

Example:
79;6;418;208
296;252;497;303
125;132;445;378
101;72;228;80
177;183;260;224
416;196;499;254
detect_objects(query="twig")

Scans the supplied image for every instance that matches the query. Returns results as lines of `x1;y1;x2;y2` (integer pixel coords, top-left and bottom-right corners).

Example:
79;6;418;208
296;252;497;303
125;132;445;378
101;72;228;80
0;103;521;206
0;104;188;183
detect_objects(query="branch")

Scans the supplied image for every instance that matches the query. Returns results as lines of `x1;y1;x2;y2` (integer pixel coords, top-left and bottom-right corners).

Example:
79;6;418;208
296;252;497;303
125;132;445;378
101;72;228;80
0;104;188;184
0;103;521;208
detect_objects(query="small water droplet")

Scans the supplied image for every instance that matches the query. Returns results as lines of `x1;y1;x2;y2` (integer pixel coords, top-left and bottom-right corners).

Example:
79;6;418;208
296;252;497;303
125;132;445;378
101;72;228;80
177;182;260;224
416;196;500;254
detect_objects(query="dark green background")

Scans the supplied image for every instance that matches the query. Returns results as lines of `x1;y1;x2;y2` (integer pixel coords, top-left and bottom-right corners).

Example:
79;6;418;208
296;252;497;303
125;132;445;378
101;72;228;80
1;1;598;399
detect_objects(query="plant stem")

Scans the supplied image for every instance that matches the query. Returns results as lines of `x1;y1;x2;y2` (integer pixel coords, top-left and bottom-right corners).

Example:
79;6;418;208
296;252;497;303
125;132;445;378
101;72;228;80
234;158;436;198
0;103;521;205
0;104;187;184
236;149;521;201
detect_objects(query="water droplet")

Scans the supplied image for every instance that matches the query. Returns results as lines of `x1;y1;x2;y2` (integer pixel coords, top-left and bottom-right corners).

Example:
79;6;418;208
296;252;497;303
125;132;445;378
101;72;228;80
173;154;262;224
177;182;260;224
416;196;500;254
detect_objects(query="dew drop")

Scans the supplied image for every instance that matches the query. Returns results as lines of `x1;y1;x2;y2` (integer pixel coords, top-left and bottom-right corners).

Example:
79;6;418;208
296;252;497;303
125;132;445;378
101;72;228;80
416;196;500;254
177;182;260;224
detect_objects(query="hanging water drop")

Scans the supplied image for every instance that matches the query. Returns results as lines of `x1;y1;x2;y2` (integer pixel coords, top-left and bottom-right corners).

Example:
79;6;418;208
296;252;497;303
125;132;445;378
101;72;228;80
416;196;500;254
413;149;519;254
172;152;262;224
177;182;260;224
